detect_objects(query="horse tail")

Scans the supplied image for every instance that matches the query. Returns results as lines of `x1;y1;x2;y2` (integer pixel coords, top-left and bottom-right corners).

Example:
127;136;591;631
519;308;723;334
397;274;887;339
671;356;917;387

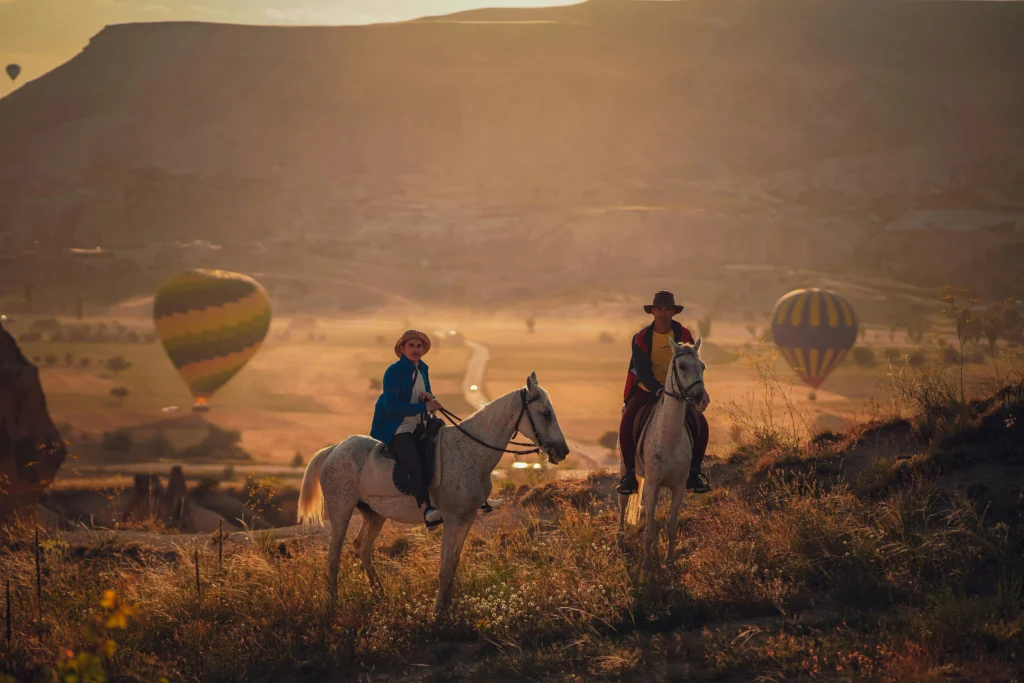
298;444;333;526
625;477;644;526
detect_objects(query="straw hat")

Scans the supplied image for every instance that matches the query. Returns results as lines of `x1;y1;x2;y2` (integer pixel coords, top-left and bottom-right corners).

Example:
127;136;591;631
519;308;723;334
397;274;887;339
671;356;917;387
394;329;432;357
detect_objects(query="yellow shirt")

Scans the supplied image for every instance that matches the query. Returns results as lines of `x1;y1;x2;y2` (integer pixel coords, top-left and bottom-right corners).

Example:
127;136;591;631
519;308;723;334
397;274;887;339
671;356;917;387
639;331;674;392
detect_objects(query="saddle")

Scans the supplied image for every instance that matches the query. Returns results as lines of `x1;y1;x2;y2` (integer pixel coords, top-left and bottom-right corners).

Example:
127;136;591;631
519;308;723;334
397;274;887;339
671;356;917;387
361;421;444;499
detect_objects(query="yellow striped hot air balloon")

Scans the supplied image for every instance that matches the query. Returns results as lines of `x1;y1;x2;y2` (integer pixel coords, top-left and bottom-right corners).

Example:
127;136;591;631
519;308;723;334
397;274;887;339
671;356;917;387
153;270;271;411
770;288;858;397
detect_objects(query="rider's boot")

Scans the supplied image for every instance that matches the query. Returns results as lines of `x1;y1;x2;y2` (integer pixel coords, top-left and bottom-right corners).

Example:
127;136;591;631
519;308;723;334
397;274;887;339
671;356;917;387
616;470;640;496
686;470;712;494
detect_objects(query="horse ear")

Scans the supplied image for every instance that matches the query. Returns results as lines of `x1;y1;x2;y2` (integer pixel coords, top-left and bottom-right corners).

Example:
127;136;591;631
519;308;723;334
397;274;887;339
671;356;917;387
669;337;681;352
527;372;538;393
694;336;702;352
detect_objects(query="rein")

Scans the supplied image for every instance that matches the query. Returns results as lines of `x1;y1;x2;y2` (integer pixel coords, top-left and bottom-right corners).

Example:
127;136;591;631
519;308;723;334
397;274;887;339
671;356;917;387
662;357;705;405
436;389;545;456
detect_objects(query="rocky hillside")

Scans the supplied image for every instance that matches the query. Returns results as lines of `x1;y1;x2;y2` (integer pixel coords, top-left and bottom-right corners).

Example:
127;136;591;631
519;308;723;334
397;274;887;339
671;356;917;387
1;0;1023;290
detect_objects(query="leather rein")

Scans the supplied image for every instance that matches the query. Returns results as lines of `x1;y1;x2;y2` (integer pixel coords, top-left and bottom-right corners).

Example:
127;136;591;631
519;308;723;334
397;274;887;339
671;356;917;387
435;388;547;456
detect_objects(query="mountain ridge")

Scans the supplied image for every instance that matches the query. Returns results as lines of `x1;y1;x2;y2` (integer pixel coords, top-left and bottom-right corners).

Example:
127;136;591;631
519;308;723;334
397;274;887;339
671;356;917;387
1;0;1023;294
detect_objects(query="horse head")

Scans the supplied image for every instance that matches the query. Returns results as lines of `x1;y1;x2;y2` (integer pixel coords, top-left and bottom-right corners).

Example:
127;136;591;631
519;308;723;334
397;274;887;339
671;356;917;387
522;372;571;464
668;337;711;412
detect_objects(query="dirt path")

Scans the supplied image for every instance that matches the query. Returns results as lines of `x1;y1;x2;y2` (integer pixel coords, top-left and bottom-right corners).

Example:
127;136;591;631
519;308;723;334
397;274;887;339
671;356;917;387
461;337;614;468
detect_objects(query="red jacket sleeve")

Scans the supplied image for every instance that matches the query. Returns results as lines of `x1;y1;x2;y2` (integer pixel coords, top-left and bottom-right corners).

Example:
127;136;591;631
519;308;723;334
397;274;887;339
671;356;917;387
680;326;695;344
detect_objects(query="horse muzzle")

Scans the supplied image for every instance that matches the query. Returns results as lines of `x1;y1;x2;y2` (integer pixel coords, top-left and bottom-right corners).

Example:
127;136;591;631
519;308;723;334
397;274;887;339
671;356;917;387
545;441;570;464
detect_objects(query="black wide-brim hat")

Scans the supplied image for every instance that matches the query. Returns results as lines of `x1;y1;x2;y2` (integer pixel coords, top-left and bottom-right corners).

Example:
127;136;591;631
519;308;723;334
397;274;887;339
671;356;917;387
644;290;684;314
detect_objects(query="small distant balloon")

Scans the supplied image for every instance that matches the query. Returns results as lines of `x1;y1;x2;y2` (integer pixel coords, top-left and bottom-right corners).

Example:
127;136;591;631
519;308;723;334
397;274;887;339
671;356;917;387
6;64;21;81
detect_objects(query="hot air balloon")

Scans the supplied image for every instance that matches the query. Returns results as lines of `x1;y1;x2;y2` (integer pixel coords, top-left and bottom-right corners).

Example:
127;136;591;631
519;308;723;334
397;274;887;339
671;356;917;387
770;288;858;399
153;269;271;411
5;64;20;81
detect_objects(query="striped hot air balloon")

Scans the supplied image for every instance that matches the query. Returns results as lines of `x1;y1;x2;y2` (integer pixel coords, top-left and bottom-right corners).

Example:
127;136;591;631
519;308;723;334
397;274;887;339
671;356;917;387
153;270;271;411
770;288;858;396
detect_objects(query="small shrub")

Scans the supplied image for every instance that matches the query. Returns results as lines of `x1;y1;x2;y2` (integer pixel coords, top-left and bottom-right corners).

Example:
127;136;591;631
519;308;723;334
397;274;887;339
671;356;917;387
291;452;305;468
110;386;130;406
852;347;876;367
105;356;132;376
598;431;618;450
101;429;133;454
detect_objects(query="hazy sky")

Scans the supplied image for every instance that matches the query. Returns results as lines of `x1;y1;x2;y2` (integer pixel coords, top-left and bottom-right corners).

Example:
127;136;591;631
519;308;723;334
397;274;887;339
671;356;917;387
0;0;578;97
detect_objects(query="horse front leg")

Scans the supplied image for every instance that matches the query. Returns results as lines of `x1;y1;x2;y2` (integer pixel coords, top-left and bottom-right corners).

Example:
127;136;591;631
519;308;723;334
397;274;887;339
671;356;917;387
641;480;660;574
435;514;476;617
665;485;685;566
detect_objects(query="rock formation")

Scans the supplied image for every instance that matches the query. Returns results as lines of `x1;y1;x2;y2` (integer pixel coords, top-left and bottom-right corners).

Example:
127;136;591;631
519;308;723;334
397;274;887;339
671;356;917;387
0;321;67;520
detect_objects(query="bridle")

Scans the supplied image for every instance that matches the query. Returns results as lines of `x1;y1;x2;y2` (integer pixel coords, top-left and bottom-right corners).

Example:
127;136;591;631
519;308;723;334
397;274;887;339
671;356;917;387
662;355;706;405
436;388;549;456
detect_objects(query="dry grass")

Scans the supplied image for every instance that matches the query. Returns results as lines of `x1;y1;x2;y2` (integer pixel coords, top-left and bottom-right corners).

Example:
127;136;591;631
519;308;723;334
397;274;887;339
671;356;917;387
3;451;1022;682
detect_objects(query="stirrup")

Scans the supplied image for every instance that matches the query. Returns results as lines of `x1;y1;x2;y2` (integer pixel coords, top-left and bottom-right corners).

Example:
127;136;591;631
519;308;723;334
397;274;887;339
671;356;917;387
481;498;504;514
424;507;443;528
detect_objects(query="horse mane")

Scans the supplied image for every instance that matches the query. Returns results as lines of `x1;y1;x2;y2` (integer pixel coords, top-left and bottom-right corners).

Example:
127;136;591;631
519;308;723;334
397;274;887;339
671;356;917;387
451;387;522;436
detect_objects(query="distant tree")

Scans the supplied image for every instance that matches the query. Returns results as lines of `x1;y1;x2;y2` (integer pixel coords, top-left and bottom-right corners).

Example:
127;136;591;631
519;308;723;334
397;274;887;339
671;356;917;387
78;357;91;369
697;314;713;340
110;386;130;406
597;331;615;345
369;378;382;391
851;347;876;368
101;429;133;454
65;352;74;367
75;298;84;320
906;310;930;345
291;452;305;468
105;356;131;376
32;355;41;364
526;316;535;334
43;353;58;367
146;430;173;458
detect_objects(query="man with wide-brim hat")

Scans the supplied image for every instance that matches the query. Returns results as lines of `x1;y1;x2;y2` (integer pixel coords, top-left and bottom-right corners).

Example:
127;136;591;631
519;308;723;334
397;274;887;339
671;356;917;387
617;291;712;495
371;329;445;527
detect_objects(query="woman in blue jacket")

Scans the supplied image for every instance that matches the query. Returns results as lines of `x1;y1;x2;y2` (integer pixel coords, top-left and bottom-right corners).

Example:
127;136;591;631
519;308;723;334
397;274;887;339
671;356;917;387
370;330;444;527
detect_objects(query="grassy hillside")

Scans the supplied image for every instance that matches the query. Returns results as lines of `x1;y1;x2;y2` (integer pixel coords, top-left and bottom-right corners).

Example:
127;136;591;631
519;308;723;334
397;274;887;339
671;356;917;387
3;359;1023;681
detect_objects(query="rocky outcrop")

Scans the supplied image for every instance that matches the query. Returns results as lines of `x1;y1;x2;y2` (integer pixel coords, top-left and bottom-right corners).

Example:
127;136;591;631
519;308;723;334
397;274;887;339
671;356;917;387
0;321;67;520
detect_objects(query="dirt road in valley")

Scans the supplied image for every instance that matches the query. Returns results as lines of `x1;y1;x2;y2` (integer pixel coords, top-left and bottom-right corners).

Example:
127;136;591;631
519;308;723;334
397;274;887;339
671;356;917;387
458;338;615;469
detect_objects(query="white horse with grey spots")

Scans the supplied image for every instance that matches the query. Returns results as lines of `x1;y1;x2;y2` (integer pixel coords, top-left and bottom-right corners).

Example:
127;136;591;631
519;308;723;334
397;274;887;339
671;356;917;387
298;372;570;614
619;338;711;573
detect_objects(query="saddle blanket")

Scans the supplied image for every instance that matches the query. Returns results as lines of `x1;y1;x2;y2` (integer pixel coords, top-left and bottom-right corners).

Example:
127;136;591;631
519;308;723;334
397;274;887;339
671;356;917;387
359;439;442;499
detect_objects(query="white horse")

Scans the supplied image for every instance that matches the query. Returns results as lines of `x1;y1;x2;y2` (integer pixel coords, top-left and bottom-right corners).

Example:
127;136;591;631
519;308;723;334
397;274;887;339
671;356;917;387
298;372;570;613
618;338;710;573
